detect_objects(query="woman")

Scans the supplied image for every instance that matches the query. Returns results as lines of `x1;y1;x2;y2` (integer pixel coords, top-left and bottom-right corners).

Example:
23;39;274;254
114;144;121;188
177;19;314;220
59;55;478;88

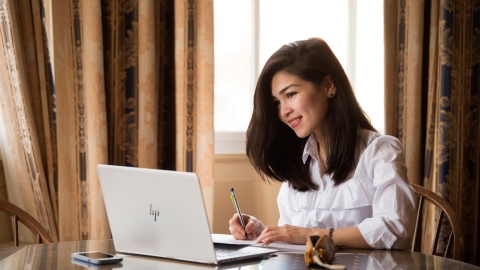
229;38;416;250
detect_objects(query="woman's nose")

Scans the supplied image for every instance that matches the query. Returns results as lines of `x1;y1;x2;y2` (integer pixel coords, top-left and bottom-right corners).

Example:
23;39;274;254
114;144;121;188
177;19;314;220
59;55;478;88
280;104;292;118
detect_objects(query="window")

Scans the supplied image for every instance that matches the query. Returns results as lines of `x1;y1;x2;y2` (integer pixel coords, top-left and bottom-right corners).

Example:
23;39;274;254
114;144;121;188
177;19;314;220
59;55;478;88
214;0;384;154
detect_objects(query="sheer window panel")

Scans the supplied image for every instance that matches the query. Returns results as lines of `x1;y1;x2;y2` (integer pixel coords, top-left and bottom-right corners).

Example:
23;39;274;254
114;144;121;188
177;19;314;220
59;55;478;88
355;1;385;135
258;0;348;72
214;1;254;133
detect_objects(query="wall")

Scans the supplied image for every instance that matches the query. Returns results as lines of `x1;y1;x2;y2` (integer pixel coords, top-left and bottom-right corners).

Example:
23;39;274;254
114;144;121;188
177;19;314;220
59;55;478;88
212;154;281;234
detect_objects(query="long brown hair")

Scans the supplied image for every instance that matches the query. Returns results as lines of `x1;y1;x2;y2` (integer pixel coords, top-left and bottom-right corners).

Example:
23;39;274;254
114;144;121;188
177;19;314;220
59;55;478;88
246;38;376;191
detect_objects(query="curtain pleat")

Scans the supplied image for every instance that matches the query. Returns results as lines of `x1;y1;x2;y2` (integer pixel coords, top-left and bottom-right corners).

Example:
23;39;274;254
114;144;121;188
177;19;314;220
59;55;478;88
0;0;58;242
384;0;425;186
52;0;110;241
82;0;110;241
137;0;158;169
103;0;140;167
429;1;480;263
385;0;480;264
174;0;214;225
157;0;176;170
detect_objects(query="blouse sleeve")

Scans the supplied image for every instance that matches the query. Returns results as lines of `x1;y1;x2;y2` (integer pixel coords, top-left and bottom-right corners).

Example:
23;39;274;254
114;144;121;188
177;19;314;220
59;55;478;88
277;182;291;226
357;135;417;249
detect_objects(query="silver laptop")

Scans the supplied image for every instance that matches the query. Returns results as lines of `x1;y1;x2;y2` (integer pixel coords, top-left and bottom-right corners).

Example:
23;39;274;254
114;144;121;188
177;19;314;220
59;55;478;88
97;164;277;265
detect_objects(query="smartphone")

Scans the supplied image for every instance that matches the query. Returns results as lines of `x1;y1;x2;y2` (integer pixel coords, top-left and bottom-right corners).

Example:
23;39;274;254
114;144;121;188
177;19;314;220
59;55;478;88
71;251;123;265
71;258;123;269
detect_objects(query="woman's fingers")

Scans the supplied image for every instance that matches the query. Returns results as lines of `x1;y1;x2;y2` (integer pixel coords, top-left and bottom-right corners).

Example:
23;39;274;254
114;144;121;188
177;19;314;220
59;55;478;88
229;224;246;240
244;218;257;235
228;213;266;240
229;226;245;239
255;225;311;244
256;225;279;244
229;213;251;239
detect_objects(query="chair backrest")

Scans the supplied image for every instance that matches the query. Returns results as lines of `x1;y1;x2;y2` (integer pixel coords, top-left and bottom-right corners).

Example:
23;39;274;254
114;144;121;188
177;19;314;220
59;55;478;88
411;184;462;261
0;198;54;246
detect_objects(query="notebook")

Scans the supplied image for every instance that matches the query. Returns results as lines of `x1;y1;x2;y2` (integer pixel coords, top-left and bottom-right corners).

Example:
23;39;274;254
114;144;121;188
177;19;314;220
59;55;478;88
97;164;277;265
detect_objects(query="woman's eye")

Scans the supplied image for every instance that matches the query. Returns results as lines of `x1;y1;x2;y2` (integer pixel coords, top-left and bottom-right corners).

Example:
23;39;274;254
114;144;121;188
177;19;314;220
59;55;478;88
286;92;296;98
273;100;280;108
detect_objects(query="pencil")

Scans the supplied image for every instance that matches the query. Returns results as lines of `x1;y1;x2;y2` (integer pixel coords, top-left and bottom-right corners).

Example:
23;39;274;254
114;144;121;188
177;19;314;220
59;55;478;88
261;241;271;247
230;187;248;239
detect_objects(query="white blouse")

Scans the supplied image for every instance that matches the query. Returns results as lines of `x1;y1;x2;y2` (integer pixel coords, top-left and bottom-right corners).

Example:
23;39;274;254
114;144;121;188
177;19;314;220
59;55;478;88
277;129;417;249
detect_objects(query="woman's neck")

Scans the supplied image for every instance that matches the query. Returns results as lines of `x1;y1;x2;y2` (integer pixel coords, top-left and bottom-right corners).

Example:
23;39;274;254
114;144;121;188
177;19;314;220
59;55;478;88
313;132;327;162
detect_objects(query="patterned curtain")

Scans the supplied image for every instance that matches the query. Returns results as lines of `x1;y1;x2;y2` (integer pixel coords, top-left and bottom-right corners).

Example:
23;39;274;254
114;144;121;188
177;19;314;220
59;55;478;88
0;0;213;243
385;0;480;264
0;0;59;243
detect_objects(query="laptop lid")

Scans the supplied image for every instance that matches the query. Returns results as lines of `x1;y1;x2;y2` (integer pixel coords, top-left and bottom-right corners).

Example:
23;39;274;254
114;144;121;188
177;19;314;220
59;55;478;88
97;165;276;265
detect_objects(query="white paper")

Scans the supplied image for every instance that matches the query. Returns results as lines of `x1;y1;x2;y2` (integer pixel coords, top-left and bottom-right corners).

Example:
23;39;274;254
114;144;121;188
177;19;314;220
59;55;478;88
211;234;306;253
211;233;256;245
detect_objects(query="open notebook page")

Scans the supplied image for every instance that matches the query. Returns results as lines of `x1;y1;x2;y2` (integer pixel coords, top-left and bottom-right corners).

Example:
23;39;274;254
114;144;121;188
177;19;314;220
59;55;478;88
211;234;306;253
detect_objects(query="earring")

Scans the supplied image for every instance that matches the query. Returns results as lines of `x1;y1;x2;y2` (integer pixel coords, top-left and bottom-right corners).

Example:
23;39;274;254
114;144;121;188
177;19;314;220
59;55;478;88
330;93;335;97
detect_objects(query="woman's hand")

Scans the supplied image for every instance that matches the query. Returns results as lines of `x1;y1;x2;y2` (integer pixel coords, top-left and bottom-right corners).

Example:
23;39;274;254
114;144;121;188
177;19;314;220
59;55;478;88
255;224;313;245
229;213;265;240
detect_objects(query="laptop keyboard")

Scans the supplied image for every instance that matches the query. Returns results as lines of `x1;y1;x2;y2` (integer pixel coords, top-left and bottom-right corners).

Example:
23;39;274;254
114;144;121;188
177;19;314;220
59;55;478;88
215;248;249;258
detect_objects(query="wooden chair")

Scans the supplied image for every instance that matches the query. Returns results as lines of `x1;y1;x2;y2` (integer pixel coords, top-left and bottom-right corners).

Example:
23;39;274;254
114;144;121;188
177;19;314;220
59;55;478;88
0;198;54;246
411;184;462;261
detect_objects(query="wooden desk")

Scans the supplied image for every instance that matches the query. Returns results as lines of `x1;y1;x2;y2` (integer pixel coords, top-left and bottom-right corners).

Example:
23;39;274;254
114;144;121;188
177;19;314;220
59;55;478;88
0;239;478;269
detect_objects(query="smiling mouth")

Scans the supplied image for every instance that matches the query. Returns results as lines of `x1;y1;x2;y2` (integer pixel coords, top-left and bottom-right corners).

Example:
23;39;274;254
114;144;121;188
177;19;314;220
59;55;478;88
288;117;301;128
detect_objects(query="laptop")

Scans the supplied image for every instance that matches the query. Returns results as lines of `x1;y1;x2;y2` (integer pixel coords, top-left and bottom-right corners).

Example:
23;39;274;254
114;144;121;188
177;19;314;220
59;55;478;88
97;164;277;265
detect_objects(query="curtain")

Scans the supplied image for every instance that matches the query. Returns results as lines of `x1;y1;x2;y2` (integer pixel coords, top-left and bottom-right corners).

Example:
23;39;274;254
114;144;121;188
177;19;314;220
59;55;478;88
0;0;214;243
0;0;59;242
385;0;480;264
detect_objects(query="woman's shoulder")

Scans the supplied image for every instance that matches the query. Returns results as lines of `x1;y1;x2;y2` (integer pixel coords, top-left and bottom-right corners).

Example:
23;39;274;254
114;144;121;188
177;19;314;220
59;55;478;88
357;129;403;150
357;129;405;165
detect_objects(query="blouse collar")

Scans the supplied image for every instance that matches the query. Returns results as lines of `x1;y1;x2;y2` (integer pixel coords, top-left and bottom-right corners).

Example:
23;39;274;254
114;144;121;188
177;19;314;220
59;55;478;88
302;134;318;164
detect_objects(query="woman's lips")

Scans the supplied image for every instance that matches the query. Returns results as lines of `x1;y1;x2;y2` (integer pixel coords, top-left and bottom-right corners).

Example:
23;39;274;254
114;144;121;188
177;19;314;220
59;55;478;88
289;117;301;128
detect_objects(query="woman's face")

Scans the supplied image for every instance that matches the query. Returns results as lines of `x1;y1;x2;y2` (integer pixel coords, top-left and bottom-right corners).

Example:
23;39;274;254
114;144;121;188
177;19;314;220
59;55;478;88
271;71;334;139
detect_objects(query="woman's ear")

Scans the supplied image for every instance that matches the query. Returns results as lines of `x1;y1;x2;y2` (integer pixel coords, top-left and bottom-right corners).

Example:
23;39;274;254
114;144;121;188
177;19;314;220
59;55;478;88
323;75;336;96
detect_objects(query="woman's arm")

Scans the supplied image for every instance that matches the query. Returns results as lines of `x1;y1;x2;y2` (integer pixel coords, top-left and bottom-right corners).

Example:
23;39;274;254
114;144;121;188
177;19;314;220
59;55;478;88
358;136;417;249
255;225;371;248
324;227;370;248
